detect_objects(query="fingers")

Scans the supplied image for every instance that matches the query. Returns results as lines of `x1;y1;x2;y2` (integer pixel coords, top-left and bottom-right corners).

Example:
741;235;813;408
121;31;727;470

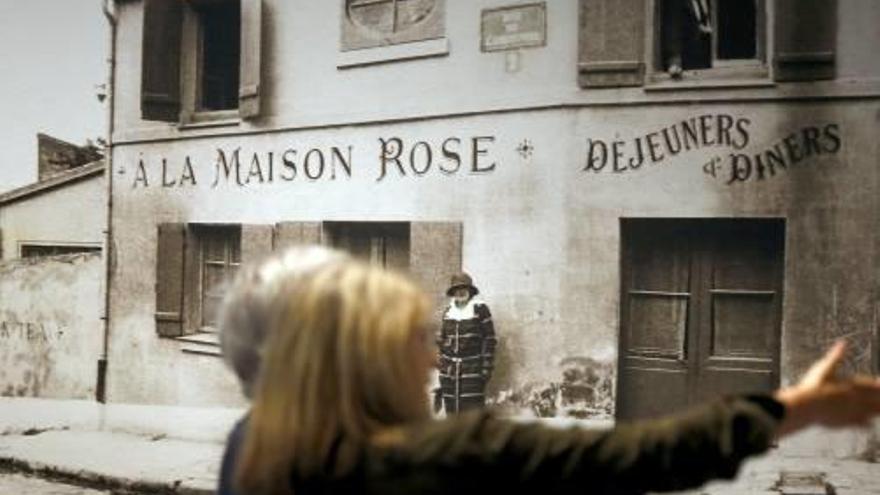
809;340;848;383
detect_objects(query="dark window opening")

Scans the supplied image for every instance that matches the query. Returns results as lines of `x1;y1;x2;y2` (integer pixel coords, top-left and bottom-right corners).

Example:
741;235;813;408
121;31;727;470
21;245;101;258
325;222;410;270
660;0;760;74
716;0;756;60
198;1;240;111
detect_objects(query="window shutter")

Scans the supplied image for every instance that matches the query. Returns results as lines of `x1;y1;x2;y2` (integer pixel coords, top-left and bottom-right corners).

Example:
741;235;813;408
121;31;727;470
774;0;837;82
409;222;463;321
239;0;263;119
273;222;323;251
155;223;185;337
578;0;646;88
141;0;183;122
242;224;274;264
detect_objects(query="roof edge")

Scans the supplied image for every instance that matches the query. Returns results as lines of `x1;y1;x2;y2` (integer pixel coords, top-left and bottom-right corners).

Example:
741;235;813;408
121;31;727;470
0;160;105;206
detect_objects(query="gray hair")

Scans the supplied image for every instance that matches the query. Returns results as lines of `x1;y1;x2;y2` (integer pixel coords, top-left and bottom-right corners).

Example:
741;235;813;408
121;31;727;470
218;245;348;399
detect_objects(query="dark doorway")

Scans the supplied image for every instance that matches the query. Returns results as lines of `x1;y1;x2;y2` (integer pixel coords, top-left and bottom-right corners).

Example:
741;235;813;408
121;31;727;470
617;218;784;420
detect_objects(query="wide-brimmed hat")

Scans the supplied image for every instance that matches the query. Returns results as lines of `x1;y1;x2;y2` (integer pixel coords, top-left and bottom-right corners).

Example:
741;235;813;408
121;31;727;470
446;272;479;297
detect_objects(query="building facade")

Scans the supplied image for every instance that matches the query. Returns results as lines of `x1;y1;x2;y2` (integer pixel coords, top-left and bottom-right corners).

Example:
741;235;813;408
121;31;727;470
105;0;879;455
0;162;105;398
0;161;104;261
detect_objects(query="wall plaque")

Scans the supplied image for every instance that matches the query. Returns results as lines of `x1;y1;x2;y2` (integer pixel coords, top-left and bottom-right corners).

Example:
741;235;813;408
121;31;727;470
341;0;445;52
481;3;546;52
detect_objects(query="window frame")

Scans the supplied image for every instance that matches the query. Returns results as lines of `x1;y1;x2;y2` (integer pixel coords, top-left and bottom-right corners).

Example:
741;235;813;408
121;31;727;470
180;0;242;125
191;224;241;332
141;0;261;124
645;0;770;85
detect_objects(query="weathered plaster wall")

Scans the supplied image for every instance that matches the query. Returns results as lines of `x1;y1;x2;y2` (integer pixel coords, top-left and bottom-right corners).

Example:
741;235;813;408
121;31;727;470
110;0;880;144
0;175;104;260
567;101;878;384
108;111;568;406
111;0;578;139
0;254;102;398
109;100;879;425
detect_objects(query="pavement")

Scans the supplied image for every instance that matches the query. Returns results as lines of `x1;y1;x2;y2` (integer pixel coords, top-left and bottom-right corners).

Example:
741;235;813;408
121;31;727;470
0;397;878;494
0;398;240;494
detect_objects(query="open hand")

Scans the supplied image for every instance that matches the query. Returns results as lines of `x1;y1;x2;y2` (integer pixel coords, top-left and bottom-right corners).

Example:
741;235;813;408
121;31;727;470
774;341;880;436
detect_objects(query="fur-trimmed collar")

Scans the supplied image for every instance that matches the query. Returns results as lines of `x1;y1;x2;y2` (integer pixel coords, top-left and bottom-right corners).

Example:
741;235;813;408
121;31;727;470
444;297;484;321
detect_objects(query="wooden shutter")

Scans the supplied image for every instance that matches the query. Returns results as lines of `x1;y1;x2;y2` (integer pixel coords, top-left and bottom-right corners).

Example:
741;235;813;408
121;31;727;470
578;0;646;88
774;0;837;81
242;224;274;264
141;0;183;122
410;222;463;321
273;222;323;251
239;0;263;119
155;223;186;337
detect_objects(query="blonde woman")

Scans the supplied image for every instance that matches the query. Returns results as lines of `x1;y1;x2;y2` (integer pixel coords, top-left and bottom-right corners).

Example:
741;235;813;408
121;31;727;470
227;250;880;495
216;246;348;495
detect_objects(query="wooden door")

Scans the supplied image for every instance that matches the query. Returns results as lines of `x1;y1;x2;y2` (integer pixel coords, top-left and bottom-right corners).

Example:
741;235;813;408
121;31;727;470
617;219;784;420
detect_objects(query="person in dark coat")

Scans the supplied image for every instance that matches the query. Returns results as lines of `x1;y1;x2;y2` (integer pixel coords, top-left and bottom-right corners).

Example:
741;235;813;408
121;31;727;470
436;272;497;414
227;253;880;495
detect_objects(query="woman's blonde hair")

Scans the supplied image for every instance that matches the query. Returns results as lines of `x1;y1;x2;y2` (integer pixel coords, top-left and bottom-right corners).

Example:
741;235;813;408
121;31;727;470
218;246;348;399
235;258;432;495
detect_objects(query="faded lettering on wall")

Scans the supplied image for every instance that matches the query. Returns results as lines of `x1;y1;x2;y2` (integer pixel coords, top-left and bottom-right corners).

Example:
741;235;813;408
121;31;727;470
0;320;65;342
129;136;499;189
583;114;842;184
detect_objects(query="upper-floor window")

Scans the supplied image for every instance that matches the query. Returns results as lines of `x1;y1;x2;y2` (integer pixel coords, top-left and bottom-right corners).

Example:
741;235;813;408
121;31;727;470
577;0;837;89
195;0;241;112
141;0;262;123
658;0;766;79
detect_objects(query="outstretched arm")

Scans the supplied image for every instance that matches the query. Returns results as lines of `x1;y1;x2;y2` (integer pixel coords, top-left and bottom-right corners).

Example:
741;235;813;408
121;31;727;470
425;341;880;494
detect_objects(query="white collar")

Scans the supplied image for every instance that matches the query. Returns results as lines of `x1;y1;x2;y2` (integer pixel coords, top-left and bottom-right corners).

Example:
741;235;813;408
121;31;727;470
445;297;480;320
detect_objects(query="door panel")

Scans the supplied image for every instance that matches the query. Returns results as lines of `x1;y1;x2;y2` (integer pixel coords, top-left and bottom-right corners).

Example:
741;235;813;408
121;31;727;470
628;294;688;359
695;220;783;402
710;292;775;358
617;221;695;420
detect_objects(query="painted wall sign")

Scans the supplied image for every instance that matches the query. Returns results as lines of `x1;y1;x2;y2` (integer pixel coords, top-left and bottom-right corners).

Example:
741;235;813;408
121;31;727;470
582;114;842;184
481;3;547;52
128;135;498;189
0;320;65;342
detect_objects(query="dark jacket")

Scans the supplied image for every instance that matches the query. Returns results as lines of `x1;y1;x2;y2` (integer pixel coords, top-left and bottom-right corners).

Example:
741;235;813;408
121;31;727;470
437;299;497;412
218;416;247;495
220;395;784;494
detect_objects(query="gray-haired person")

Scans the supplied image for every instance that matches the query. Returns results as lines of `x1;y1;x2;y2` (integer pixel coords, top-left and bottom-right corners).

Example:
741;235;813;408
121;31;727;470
217;246;348;495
